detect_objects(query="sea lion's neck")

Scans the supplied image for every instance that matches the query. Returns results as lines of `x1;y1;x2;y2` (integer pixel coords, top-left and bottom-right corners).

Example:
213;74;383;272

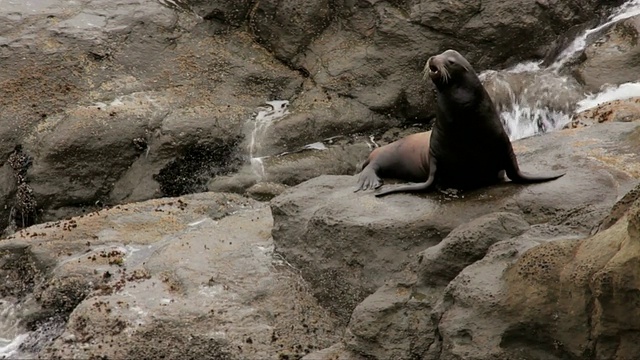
436;83;483;111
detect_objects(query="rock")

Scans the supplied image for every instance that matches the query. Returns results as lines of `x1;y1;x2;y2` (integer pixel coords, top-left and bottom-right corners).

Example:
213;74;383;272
428;226;580;360
311;182;640;360
343;281;438;360
0;0;309;230
271;122;640;323
541;19;601;66
0;0;620;232
250;0;333;62
0;192;341;359
568;97;640;129
262;141;372;186
428;182;640;359
246;181;288;201
260;87;397;156
417;212;530;286
574;14;640;92
187;0;254;27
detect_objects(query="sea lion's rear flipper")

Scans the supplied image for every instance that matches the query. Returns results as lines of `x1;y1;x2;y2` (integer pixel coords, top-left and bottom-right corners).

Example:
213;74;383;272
510;170;565;183
374;158;437;197
505;147;565;184
354;164;383;192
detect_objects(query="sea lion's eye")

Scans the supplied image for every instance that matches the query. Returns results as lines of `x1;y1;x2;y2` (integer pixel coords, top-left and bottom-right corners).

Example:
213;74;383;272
447;59;455;65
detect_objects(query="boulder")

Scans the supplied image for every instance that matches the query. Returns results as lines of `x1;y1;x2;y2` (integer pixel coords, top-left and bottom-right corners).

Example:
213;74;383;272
427;180;640;359
250;0;333;62
0;0;308;230
574;14;640;92
271;121;640;323
0;192;340;359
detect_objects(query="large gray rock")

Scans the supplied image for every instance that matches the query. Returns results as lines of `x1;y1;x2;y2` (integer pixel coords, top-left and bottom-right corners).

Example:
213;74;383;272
271;121;640;323
418;212;531;287
574;14;640;92
0;0;306;230
250;0;333;62
0;192;340;359
0;0;621;233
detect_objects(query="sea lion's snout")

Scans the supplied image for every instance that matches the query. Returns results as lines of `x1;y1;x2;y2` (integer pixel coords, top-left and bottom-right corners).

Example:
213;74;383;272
425;55;449;83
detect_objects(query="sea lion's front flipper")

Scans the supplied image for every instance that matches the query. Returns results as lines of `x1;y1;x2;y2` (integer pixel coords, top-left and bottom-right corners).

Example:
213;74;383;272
354;164;383;192
505;147;565;184
374;157;437;197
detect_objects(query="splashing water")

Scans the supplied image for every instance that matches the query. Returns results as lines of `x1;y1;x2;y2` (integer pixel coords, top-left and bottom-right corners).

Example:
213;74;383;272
479;69;580;140
549;0;640;72
0;300;28;359
576;82;640;113
247;101;290;178
483;0;640;141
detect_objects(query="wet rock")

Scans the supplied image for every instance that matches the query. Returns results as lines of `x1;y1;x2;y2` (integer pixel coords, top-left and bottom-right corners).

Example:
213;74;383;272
271;122;640;323
574;14;640;92
209;136;374;195
260;87;397;156
0;192;341;359
262;141;372;186
542;19;601;66
480;70;585;125
0;0;302;230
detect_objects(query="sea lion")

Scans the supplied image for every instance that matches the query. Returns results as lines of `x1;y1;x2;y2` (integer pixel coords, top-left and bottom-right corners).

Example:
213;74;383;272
355;131;432;192
355;49;565;197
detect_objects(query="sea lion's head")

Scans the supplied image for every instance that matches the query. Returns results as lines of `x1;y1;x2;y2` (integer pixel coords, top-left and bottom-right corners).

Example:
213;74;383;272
424;49;479;91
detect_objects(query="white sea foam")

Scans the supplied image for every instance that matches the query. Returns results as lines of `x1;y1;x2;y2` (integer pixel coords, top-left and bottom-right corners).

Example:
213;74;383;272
575;82;640;113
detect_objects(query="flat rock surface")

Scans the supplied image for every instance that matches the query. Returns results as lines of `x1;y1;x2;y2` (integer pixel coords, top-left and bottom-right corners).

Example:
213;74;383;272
0;192;340;359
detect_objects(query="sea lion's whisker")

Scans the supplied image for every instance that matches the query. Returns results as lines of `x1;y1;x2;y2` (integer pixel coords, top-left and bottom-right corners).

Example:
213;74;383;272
441;66;450;83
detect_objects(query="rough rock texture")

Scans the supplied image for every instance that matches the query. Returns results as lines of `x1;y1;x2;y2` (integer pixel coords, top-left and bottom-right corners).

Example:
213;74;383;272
250;0;333;62
569;97;640;128
271;121;640;323
417;212;531;287
0;0;305;231
0;193;340;359
295;116;640;359
574;14;640;92
0;0;622;232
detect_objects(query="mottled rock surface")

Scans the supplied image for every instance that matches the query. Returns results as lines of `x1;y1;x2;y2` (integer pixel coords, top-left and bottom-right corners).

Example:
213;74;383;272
0;193;340;359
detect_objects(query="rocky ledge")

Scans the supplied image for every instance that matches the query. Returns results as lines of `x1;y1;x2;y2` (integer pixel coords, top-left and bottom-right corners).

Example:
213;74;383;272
0;193;340;359
270;120;640;359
